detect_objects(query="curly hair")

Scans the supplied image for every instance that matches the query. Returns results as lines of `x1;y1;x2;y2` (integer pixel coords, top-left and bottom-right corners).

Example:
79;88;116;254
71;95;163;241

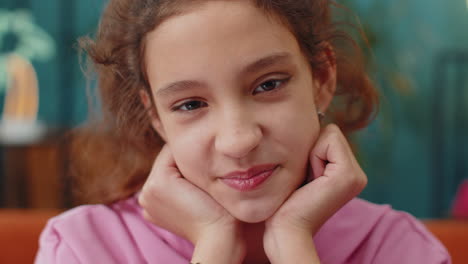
72;0;378;205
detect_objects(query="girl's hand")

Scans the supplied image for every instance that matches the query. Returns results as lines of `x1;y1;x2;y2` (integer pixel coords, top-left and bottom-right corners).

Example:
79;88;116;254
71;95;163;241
138;145;246;263
263;124;368;263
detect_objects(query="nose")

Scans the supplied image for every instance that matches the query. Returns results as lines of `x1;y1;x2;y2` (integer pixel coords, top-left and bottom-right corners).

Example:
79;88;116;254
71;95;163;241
214;107;262;159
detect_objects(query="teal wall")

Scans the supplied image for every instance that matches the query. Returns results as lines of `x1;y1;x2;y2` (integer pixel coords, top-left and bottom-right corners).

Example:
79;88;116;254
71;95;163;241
0;0;103;125
1;0;467;217
349;0;468;218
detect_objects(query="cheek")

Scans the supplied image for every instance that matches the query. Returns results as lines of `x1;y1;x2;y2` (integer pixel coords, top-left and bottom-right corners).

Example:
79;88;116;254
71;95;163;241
267;98;320;153
165;125;211;183
270;105;319;191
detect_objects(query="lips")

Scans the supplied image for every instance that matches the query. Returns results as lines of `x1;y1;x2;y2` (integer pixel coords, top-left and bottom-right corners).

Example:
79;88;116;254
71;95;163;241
220;164;278;191
223;164;278;179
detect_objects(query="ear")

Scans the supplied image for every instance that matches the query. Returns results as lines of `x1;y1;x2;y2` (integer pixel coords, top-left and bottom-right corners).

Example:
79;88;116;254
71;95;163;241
139;90;167;141
312;43;337;113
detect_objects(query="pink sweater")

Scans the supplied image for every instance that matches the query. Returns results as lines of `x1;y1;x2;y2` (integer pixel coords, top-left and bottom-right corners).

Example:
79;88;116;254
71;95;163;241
35;195;451;263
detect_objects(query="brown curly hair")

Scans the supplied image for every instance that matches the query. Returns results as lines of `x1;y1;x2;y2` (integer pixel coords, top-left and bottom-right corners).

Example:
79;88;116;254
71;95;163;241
72;0;378;205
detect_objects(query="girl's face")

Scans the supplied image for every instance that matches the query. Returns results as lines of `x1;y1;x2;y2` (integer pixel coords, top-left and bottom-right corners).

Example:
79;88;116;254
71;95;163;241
144;1;335;223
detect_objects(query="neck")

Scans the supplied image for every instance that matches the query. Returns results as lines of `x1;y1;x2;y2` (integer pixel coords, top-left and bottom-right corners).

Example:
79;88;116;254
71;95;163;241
242;222;270;264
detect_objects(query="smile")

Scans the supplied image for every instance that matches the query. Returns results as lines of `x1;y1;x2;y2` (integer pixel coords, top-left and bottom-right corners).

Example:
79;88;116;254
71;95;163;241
220;164;279;191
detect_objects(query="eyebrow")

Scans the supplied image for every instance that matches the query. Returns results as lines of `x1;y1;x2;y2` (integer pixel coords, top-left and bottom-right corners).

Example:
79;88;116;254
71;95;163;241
241;52;293;76
156;80;206;98
155;52;293;98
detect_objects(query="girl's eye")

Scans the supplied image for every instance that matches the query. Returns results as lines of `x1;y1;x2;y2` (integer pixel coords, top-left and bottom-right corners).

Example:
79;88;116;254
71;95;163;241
172;100;207;112
253;78;289;95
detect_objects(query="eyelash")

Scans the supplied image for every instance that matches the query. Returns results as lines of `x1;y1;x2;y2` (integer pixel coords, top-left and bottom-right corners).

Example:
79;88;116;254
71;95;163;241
252;77;290;95
171;100;208;112
171;77;291;112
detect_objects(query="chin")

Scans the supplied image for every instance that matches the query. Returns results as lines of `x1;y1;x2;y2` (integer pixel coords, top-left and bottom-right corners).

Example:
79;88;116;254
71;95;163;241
229;201;281;223
234;211;273;224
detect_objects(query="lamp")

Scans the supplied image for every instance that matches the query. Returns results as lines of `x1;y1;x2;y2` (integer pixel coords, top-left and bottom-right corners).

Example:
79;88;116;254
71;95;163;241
0;54;45;144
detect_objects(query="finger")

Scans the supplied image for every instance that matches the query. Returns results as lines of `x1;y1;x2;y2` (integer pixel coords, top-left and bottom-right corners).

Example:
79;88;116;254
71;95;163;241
310;144;327;180
154;145;179;172
307;124;367;201
148;146;210;200
140;145;179;206
148;145;182;183
309;124;351;178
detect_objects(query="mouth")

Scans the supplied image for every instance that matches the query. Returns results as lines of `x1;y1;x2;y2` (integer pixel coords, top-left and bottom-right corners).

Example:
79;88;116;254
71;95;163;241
220;164;279;191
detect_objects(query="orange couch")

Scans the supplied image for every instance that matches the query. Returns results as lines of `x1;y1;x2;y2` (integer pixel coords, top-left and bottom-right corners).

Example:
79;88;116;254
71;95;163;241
0;209;467;264
424;220;468;264
0;209;61;264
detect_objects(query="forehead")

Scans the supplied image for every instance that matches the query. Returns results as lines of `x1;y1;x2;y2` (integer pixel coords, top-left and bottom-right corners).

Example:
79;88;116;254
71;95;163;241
144;0;305;90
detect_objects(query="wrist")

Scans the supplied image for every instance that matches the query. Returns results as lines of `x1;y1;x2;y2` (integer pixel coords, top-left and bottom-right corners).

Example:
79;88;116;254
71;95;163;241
191;222;246;264
264;226;320;264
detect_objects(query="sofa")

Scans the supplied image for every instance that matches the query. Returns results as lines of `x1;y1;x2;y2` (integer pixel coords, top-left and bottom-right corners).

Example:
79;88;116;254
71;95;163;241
0;209;61;264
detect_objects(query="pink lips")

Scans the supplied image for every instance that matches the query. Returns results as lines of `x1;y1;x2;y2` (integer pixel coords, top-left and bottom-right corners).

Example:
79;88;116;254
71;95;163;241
220;164;278;191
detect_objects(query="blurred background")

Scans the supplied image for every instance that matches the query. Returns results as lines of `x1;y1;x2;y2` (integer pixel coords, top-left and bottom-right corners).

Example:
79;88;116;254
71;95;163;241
0;0;467;217
0;0;468;263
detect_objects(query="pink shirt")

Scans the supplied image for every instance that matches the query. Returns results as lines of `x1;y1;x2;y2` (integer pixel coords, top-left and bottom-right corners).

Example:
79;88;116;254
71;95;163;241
35;195;451;263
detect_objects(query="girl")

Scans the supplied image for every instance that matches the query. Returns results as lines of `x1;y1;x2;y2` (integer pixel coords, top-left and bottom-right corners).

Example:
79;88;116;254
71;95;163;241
36;0;450;263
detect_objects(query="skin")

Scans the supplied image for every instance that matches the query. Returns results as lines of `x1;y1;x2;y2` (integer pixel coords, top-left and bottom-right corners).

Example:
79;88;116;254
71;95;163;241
138;1;367;263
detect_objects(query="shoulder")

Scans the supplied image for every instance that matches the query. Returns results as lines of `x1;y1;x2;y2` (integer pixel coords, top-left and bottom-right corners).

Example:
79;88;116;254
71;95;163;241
35;198;144;263
35;195;193;264
315;198;451;264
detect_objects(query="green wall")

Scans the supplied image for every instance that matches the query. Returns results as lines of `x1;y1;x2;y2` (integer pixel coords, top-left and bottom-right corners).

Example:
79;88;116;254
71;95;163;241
350;0;468;218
